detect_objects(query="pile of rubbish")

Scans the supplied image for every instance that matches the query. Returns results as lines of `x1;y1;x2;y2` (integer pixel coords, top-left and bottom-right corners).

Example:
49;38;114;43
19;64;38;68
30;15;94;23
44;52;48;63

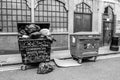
37;62;54;74
19;24;55;74
19;24;56;43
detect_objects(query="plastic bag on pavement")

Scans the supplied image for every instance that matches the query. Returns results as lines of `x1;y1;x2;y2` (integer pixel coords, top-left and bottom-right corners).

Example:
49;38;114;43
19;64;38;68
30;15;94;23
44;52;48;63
37;62;54;74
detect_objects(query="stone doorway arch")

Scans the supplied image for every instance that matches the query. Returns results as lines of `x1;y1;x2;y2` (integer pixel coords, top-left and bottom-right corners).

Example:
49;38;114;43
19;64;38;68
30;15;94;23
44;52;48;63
102;6;115;46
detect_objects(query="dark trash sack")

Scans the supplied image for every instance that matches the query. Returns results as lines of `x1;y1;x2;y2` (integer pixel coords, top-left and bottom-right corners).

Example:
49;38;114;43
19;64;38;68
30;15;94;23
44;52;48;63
29;32;42;39
25;24;41;35
110;36;119;51
37;62;54;74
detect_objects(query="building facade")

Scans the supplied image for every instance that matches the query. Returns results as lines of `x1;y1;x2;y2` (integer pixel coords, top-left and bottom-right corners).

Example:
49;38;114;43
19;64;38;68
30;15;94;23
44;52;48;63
0;0;120;56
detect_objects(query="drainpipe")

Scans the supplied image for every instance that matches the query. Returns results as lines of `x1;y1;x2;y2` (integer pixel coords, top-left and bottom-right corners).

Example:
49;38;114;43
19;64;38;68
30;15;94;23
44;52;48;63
68;0;74;49
31;0;35;23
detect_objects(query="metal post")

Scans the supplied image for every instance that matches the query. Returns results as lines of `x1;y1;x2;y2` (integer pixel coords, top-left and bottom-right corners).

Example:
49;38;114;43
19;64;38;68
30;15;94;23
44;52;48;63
31;0;35;22
68;0;74;49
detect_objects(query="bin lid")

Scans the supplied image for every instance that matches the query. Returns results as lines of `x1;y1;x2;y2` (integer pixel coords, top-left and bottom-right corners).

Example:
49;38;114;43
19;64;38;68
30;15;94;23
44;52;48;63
70;32;100;35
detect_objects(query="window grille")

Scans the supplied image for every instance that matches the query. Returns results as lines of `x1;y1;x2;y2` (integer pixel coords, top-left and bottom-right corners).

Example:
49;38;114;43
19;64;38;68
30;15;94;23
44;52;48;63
35;0;68;32
103;6;114;22
74;2;92;32
75;2;92;13
0;0;31;32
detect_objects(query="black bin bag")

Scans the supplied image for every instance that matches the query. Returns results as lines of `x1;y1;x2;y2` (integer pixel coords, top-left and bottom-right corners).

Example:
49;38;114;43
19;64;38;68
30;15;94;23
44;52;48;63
110;36;119;51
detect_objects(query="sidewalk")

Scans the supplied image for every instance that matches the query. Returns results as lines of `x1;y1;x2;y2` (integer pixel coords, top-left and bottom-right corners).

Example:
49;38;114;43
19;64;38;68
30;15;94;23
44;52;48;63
0;46;120;72
0;57;120;80
0;46;120;66
51;46;120;59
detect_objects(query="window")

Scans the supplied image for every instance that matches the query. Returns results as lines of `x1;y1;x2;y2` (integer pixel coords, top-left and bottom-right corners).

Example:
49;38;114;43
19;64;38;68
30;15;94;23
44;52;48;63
74;2;92;32
0;0;31;32
35;0;68;32
75;2;92;13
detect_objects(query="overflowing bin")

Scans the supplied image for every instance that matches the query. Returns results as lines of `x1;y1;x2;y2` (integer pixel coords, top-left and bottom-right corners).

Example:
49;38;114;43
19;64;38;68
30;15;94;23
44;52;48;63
70;32;101;63
17;22;53;70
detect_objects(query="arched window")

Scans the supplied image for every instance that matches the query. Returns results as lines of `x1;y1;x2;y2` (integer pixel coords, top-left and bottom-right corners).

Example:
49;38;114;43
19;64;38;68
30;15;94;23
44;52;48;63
74;2;92;32
0;0;31;32
104;6;113;14
75;2;92;13
104;6;114;21
35;0;68;32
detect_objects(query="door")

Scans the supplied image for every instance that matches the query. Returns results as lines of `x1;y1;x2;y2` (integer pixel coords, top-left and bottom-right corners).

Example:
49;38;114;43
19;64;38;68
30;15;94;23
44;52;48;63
103;22;113;46
74;13;92;32
102;6;115;46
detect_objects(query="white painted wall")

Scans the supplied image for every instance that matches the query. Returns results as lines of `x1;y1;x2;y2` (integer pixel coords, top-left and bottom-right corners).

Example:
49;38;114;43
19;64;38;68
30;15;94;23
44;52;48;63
115;3;120;33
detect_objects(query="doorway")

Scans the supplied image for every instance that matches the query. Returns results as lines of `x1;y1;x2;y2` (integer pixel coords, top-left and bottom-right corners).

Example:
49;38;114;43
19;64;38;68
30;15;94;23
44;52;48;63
102;6;114;46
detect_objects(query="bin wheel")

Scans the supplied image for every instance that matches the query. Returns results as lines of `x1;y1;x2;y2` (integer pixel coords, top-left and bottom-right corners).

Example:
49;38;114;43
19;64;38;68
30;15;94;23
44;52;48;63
78;59;82;64
94;56;97;62
21;65;27;71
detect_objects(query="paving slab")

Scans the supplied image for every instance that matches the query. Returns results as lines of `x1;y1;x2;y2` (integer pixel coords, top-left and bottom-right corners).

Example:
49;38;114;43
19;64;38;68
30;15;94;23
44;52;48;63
0;57;120;80
0;46;120;71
